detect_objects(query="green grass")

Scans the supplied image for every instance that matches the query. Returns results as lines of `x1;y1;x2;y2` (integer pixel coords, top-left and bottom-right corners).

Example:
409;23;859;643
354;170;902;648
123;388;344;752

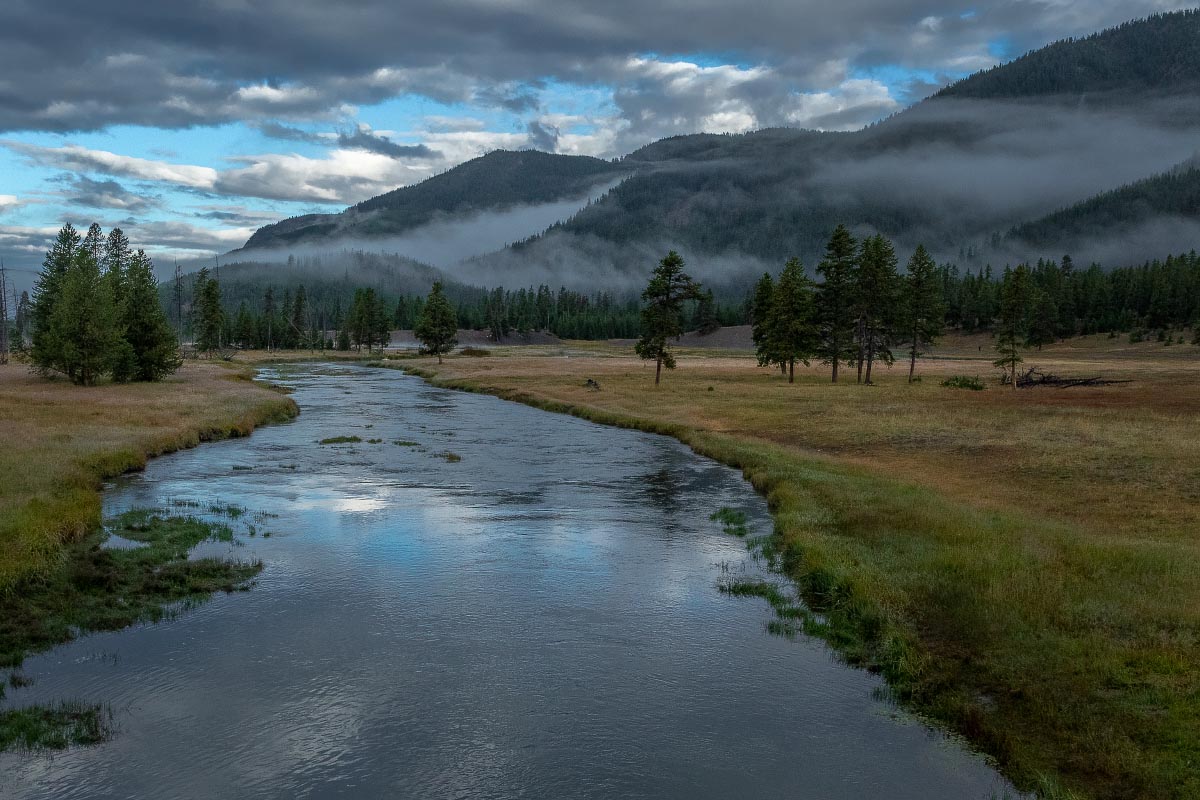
0;701;115;752
710;506;750;536
393;440;421;447
318;435;362;445
439;451;462;462
0;510;261;671
941;375;987;390
0;509;262;752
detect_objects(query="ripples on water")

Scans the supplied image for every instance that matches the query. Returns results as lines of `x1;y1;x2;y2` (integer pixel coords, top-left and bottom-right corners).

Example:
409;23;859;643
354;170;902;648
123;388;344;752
0;364;1020;799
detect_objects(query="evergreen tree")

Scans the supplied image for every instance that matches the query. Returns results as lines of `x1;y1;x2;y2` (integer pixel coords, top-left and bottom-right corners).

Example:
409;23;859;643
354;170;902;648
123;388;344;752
766;257;819;383
750;272;779;370
30;224;80;376
414;281;458;363
262;287;276;350
336;327;351;351
291;285;308;350
900;244;945;382
815;224;858;382
635;251;699;385
994;264;1033;389
194;269;223;355
1026;288;1059;350
119;250;182;380
47;243;123;385
692;288;720;335
856;234;900;384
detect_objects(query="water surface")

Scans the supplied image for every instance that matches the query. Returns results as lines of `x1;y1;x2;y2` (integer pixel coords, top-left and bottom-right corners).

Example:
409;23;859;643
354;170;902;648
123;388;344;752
1;364;1018;799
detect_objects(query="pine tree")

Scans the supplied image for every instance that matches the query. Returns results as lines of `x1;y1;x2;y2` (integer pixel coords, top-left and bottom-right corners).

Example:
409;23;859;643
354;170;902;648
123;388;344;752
262;287;276;351
414;281;458;363
291;285;308;350
900;244;945;382
30;223;80;376
635;251;699;385
118;250;182;381
48;243;123;385
766;257;819;383
692;288;720;335
995;264;1033;389
194;269;223;355
0;262;9;365
856;234;900;384
1026;288;1058;350
750;272;778;370
815;224;858;382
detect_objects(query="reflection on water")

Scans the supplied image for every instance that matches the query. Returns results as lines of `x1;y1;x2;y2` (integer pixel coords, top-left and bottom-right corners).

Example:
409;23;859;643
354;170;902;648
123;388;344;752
0;364;1020;799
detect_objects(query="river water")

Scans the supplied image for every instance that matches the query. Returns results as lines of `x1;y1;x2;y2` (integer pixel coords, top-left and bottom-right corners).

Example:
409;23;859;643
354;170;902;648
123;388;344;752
1;364;1018;799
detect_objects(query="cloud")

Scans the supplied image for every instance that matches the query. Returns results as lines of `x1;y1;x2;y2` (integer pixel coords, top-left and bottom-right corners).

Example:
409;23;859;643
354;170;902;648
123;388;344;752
525;120;560;152
0;195;22;214
3;140;442;205
336;124;440;159
0;1;1192;136
64;175;158;212
4;141;217;189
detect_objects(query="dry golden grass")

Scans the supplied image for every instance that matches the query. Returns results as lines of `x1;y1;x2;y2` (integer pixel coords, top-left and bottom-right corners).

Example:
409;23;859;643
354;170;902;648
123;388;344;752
0;360;296;593
404;332;1200;800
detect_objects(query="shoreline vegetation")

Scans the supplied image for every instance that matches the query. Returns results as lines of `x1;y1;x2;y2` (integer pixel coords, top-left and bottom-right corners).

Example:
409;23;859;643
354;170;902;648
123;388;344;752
0;360;297;595
391;332;1199;800
0;359;297;751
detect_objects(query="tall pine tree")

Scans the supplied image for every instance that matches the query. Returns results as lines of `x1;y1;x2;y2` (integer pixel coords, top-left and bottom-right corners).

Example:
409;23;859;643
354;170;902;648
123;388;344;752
635;251;699;385
815;224;858;383
414;281;458;363
900;244;944;383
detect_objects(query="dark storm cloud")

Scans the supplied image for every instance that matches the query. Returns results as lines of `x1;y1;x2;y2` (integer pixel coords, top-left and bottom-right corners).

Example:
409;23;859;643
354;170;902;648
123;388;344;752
0;1;1192;133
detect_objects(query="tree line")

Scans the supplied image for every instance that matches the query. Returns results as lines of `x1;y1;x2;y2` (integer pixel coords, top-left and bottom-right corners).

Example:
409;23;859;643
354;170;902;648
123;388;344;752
746;226;943;384
22;223;180;385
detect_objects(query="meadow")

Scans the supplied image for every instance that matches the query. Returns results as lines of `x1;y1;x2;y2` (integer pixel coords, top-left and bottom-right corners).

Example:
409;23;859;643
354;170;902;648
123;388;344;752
401;332;1200;800
0;361;297;595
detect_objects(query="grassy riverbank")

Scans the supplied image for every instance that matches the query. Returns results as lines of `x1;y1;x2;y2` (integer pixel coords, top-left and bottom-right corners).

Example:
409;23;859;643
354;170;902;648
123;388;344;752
402;333;1200;800
0;361;297;595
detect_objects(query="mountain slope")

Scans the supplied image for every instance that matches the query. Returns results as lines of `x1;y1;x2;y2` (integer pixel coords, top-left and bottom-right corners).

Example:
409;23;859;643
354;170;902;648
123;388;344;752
1006;164;1200;250
936;10;1200;100
242;150;632;250
237;11;1200;276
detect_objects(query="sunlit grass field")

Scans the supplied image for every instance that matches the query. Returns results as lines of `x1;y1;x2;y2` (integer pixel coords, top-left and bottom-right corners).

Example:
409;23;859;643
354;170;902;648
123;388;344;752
0;362;296;594
405;332;1200;800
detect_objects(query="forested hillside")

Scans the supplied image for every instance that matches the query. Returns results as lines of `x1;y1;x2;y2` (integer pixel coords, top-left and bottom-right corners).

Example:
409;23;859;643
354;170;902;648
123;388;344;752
1006;165;1200;250
242;150;631;250
936;10;1200;100
234;11;1200;286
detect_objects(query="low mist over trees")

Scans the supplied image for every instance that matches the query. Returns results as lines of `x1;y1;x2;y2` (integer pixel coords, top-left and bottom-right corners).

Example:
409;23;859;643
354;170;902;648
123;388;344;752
28;223;180;385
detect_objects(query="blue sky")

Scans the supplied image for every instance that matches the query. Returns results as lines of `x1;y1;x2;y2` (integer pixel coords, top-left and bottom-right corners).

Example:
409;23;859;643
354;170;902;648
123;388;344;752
0;0;1192;285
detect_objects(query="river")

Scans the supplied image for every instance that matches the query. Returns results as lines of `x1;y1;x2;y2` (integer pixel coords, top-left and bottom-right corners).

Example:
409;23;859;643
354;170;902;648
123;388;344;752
0;364;1018;799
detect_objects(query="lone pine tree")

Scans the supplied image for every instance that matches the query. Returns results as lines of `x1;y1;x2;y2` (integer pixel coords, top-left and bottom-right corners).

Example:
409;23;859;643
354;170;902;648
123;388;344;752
635;250;699;385
415;281;458;363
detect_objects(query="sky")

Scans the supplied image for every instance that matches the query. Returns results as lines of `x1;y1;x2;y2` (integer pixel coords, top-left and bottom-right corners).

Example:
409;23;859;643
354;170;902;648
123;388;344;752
0;0;1195;285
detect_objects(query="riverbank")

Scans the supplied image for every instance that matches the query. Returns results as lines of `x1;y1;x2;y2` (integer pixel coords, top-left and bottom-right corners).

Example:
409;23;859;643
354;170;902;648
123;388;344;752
400;333;1200;800
0;361;298;595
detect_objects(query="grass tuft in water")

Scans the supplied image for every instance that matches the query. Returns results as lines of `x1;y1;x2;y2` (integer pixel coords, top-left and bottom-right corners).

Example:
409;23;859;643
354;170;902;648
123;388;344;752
710;506;749;536
393;440;420;447
0;510;262;674
319;435;362;445
439;451;462;463
0;701;115;752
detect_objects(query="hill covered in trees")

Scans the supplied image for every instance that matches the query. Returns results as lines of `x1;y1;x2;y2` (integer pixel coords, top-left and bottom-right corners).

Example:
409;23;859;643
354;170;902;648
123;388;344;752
935;10;1200;100
1005;164;1200;251
233;11;1200;288
240;150;632;251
